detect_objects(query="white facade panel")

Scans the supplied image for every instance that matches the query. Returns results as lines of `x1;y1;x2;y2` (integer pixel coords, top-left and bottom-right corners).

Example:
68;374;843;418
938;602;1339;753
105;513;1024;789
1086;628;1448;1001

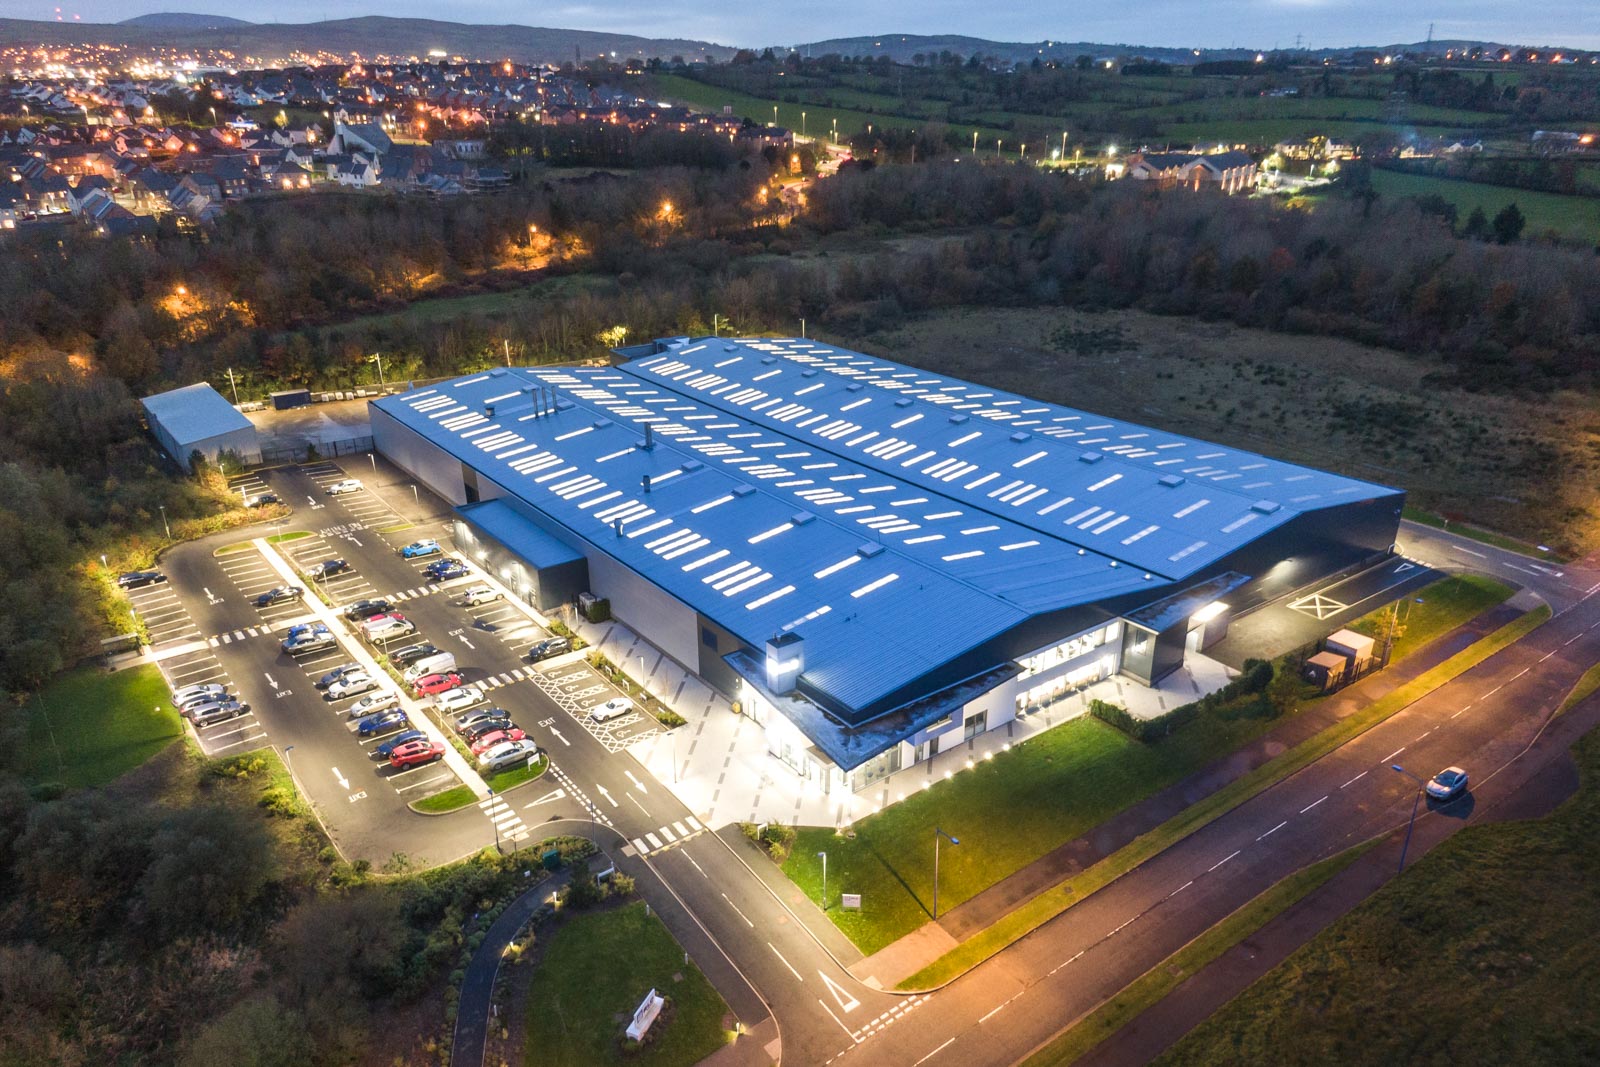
371;404;467;505
585;548;701;671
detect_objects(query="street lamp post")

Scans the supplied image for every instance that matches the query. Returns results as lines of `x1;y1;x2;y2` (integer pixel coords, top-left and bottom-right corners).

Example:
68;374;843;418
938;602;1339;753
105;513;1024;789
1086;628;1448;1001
410;484;418;504
158;505;170;539
368;453;376;473
370;352;385;389
933;827;960;920
817;850;828;911
801;110;807;137
1391;764;1427;873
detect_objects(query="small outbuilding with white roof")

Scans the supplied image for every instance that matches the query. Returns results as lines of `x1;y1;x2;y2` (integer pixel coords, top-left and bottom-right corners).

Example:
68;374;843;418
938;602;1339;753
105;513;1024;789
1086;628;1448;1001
140;382;261;472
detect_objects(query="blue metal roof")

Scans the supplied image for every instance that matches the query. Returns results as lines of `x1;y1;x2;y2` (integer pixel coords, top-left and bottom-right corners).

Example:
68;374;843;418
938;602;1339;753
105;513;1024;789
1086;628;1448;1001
371;339;1397;722
140;382;253;446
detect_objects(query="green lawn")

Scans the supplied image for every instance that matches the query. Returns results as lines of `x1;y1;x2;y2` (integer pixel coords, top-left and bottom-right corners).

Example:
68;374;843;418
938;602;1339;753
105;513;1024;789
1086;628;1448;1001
1369;169;1600;241
1159;726;1600;1066
20;665;183;788
1347;574;1514;663
525;902;733;1067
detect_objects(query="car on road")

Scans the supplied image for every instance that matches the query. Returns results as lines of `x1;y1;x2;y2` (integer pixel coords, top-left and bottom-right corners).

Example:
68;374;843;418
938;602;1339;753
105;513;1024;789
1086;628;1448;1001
454;707;511;735
388;739;446;769
413;671;464;696
526;637;571;663
469;728;527;756
588;697;633;723
356;709;409;737
326;671;379;700
342;599;391;620
477;738;540;772
117;570;165;589
461;717;515;744
360;613;414;640
326;478;364;495
375;729;428;760
245;492;280;507
172;682;227;705
282;629;336;655
255;585;304;608
316;662;362;689
460;584;500;607
388;642;441;667
190;699;249;727
434;685;485;714
423;558;469;581
308;558;350;579
346;690;401;719
1426;766;1470;802
401;539;442;559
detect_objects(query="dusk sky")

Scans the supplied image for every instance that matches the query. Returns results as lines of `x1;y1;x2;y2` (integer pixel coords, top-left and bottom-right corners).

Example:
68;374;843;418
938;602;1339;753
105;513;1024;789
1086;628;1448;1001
18;0;1600;50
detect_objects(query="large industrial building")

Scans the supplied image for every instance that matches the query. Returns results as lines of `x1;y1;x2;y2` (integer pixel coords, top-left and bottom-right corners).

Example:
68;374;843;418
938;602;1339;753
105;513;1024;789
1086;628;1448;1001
371;338;1403;793
141;382;262;472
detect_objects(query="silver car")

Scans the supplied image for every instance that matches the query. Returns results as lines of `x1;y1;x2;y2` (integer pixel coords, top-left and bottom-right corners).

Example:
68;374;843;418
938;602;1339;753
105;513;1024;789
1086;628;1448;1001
189;699;249;726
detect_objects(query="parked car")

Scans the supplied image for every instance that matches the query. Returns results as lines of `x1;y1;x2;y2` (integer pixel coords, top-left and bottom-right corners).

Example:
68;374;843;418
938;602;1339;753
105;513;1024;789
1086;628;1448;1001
190;699;249;727
460;584;500;607
402;653;457;683
527;637;571;663
342;599;391;620
461;717;515;744
1426;766;1470;802
401;539;441;559
454;707;511;735
315;664;360;690
326;671;378;700
375;729;428;760
423;558;469;581
388;739;446;769
477;738;540;772
413;671;464;696
284;621;329;640
470;728;527;756
172;682;226;705
309;558;350;579
360;614;414;640
178;688;232;713
117;570;165;589
255;585;304;608
326;478;363;495
434;685;485;714
245;492;279;507
589;697;633;723
388;642;441;667
355;709;409;737
346;690;401;719
282;630;336;655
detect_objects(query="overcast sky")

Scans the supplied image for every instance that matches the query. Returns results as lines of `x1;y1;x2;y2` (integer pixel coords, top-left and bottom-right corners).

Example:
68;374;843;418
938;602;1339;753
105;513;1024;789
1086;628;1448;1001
23;0;1600;50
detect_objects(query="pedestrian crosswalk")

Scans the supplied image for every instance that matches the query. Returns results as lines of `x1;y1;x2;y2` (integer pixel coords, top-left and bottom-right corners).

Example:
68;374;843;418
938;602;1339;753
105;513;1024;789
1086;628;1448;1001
481;667;533;689
480;794;531;844
387;585;444;602
632;816;706;856
546;764;615;830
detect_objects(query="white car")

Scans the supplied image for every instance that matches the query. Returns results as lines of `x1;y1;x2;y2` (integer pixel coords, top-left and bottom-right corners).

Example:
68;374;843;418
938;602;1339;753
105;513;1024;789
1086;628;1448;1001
361;616;415;640
172;682;226;705
435;685;485;714
461;584;500;607
589;697;633;723
326;671;378;700
476;737;540;772
346;690;401;718
326;478;364;495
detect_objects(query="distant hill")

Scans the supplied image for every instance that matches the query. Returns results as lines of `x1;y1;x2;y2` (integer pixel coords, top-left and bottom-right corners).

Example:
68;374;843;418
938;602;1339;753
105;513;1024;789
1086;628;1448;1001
119;12;252;29
786;34;1251;65
0;15;738;64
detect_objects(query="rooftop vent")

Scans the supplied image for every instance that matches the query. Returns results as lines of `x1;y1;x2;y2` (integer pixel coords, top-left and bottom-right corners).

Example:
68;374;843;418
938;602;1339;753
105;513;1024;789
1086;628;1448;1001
592;418;612;429
731;485;756;498
723;343;738;351
1251;500;1282;515
1010;431;1031;443
949;414;969;425
801;369;819;378
489;368;508;377
761;356;777;365
1079;452;1103;464
847;383;865;392
791;511;816;526
857;542;886;559
1159;474;1185;488
894;398;914;408
682;459;704;472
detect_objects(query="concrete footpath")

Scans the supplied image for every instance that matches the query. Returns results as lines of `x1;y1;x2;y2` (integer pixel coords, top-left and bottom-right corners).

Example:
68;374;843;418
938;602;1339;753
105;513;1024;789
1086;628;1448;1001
1073;682;1600;1067
852;601;1525;987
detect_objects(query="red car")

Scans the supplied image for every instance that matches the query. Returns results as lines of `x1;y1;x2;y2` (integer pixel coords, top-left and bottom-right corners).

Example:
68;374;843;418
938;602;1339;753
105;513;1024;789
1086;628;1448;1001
470;727;527;756
413;671;464;696
388;739;446;769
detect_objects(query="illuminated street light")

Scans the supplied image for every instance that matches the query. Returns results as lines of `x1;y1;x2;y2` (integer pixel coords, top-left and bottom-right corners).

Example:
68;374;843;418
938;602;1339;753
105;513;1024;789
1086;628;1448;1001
933;827;960;919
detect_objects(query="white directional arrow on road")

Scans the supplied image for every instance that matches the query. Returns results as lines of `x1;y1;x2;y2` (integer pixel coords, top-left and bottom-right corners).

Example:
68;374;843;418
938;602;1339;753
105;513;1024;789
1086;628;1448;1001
264;673;278;689
524;788;566;808
624;770;648;793
549;727;571;747
332;767;349;789
595;784;619;808
457;635;476;649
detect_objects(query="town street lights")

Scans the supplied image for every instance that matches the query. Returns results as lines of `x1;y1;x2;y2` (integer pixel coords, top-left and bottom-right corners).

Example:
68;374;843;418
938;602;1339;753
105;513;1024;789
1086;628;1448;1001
370;351;385;389
368;453;376;473
158;505;170;539
772;104;778;127
410;484;418;504
1391;764;1427;873
801;111;807;137
1061;130;1068;160
933;827;960;920
971;129;978;155
489;787;502;853
817;850;828;911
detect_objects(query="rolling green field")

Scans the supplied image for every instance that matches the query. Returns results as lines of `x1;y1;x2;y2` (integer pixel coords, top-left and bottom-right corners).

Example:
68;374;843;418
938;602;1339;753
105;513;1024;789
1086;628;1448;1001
1369;168;1600;240
20;664;183;788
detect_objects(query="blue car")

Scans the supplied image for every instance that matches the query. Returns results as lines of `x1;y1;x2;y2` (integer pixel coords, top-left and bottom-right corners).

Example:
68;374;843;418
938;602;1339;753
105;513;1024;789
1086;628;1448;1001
401;539;442;559
285;621;329;640
356;710;409;737
425;557;468;581
375;729;428;759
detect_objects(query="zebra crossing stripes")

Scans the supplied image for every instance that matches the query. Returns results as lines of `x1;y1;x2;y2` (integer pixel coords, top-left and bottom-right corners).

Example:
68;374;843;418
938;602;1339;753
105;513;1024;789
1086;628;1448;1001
209;625;267;647
545;764;615;829
480;794;531;843
385;585;440;603
631;816;706;856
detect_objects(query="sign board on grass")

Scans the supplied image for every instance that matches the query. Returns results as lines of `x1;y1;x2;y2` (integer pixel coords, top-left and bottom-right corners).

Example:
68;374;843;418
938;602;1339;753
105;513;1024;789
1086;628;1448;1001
626;988;665;1041
841;893;862;910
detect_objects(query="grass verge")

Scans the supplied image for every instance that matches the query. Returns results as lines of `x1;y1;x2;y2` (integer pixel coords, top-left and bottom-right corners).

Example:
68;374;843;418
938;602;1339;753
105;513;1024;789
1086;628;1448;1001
408;758;547;814
1158;727;1600;1065
214;530;311;555
1402;506;1562;561
375;521;416;534
1023;841;1378;1066
1347;574;1513;663
524;901;734;1067
1555;661;1600;719
898;604;1548;989
20;665;183;789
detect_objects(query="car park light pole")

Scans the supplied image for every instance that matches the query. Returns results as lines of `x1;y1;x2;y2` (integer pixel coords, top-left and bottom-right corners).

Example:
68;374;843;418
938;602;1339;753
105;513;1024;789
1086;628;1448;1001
1391;764;1426;873
817;850;828;911
489;787;501;854
158;504;170;539
933;827;959;920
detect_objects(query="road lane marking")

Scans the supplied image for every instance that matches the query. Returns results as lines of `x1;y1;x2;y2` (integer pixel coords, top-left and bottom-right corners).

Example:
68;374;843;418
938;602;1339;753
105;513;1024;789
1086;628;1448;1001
624;769;648;793
1047;949;1086;976
627;792;651;818
979;996;1015;1024
1456;546;1487;558
721;892;755;928
684;853;707;878
819;970;860;1012
768;942;803;981
1169;879;1195;896
1382;746;1405;763
548;727;571;746
1300;796;1328;814
332;767;349;789
596;784;618;808
1341;770;1368;788
1208;850;1240;872
818;998;859;1043
1257;821;1288;841
914;1038;955;1065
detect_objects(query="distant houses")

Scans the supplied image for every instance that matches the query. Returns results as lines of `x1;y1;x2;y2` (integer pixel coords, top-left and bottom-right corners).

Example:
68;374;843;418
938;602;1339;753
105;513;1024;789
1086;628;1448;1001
1122;150;1259;194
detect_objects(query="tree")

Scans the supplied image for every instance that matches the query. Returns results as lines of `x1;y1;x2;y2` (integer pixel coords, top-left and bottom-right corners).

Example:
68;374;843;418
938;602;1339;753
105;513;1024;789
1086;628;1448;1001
179;997;315;1067
1461;205;1491;240
1492;202;1526;244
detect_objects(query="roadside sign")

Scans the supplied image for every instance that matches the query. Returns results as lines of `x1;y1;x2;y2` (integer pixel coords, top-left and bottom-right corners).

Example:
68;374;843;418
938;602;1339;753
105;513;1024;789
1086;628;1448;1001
841;893;862;910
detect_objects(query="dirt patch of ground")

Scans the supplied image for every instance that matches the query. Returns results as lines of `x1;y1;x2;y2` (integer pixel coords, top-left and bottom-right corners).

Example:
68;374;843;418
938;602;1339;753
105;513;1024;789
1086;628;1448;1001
850;306;1600;553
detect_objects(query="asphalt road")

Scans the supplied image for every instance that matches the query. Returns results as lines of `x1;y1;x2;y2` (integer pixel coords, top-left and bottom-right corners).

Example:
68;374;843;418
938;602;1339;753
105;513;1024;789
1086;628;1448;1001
127;457;1600;1067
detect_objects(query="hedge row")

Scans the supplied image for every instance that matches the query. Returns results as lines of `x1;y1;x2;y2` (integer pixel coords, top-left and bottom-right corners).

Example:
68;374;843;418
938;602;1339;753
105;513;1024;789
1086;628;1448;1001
1090;658;1275;742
